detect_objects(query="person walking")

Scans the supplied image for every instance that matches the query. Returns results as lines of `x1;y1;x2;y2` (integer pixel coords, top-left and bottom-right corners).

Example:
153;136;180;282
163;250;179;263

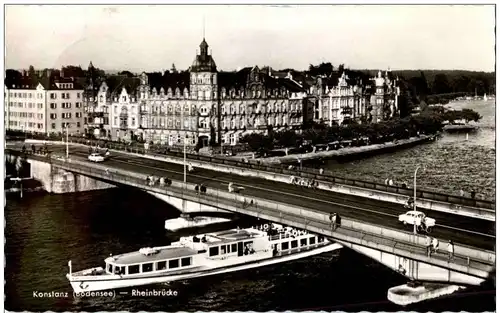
447;240;454;261
426;235;432;257
432;237;439;254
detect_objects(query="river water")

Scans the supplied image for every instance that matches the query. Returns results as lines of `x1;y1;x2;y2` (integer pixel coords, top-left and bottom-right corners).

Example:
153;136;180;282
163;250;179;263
4;100;496;312
323;99;496;199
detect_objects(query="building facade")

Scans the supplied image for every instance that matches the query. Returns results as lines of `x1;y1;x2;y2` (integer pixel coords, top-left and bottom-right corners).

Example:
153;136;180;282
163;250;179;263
369;70;400;123
86;38;308;146
309;69;399;126
5;73;85;135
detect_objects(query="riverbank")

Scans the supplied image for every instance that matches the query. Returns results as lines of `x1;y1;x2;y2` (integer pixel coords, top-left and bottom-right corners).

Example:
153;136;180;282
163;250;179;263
252;135;436;165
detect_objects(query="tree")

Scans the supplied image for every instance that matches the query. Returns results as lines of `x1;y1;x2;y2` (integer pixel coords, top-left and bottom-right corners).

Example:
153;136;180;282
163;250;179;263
432;73;451;94
28;65;36;78
209;124;217;147
240;133;273;152
62;65;85;78
273;130;298;147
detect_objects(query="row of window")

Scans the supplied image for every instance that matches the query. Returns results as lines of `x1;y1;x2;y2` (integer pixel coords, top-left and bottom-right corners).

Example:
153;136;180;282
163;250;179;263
49;92;81;99
280;236;321;251
49;102;82;109
8;102;44;109
7;121;44;129
8;112;44;119
49;112;82;119
50;122;81;129
106;257;192;275
8;92;44;99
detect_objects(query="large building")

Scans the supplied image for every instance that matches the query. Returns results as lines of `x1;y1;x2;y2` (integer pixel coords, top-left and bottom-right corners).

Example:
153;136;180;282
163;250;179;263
309;72;368;126
84;38;310;147
5;71;85;135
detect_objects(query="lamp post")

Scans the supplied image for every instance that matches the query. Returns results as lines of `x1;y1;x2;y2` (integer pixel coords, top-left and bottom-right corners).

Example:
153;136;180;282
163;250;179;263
65;124;69;159
413;165;422;235
183;134;187;183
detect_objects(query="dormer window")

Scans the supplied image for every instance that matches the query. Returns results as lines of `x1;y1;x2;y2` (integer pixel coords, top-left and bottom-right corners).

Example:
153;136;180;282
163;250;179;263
122;96;126;102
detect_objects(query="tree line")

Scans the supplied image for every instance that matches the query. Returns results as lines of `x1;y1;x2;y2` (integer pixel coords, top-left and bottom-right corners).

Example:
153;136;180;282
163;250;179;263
240;107;481;153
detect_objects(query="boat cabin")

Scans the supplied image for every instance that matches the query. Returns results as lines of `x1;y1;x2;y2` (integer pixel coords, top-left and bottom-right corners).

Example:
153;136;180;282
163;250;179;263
104;246;197;276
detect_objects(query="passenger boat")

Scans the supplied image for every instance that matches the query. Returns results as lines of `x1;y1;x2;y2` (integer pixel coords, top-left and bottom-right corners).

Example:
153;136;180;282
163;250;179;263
66;223;342;292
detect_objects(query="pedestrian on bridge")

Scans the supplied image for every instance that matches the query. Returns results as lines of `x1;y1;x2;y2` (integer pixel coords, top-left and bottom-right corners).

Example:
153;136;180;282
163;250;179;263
447;240;454;261
425;236;432;257
432;237;439;254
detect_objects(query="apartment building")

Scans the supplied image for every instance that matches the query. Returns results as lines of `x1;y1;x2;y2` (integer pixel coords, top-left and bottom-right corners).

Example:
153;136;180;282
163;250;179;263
5;73;85;135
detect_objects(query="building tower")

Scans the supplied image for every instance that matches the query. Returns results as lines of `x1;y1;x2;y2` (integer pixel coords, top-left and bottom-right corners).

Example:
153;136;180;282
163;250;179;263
189;38;218;147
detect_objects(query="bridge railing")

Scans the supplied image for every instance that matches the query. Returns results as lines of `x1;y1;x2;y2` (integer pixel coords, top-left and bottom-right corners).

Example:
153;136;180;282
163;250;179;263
15;136;495;207
36;154;495;267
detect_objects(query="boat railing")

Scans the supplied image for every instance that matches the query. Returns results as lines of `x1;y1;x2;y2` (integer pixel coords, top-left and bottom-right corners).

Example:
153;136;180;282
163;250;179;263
269;232;308;241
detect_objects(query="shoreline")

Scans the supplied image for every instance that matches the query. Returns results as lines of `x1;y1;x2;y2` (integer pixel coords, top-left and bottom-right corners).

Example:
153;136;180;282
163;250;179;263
252;135;436;165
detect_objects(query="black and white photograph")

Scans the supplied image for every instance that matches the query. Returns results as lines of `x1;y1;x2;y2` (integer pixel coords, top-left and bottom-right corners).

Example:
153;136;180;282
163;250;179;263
3;3;496;312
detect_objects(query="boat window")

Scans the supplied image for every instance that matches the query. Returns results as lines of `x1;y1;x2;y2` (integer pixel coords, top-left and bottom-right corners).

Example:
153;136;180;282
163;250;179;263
107;263;113;273
157;261;167;270
128;265;140;274
221;245;227;254
181;257;192;267
209;246;219;257
244;241;253;246
169;259;179;269
231;243;237;252
114;266;124;275
300;238;307;246
291;240;298;249
318;236;324;243
281;242;289;250
142;263;153;273
309;237;316;245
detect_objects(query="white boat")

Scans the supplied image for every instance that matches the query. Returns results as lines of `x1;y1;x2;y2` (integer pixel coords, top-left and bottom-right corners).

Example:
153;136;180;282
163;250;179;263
66;224;342;293
165;216;232;232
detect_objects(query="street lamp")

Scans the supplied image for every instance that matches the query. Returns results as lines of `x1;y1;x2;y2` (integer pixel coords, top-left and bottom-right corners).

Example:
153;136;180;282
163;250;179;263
183;134;187;183
413;165;423;235
65;123;69;159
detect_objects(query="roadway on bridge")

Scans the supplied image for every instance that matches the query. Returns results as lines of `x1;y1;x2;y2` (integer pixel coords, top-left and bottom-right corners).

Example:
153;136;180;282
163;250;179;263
17;143;495;251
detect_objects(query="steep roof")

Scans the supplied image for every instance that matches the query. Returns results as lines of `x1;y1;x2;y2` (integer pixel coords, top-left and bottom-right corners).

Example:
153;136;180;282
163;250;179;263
146;71;190;92
103;75;141;96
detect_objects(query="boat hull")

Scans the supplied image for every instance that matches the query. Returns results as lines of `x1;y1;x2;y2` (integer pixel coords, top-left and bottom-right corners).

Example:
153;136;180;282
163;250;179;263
68;242;342;293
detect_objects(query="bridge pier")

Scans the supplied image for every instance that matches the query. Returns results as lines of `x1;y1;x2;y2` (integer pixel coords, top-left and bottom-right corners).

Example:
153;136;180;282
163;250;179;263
387;282;465;306
26;158;115;194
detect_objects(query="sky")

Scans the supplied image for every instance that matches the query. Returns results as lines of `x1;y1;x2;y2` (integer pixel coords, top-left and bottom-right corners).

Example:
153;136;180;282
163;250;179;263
5;4;496;73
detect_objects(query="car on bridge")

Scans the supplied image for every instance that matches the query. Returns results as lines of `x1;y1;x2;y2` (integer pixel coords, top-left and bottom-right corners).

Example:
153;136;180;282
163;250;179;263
88;153;105;163
398;210;436;233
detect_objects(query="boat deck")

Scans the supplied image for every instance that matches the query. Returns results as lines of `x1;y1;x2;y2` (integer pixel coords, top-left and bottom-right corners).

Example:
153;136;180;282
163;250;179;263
204;228;263;243
110;246;198;265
